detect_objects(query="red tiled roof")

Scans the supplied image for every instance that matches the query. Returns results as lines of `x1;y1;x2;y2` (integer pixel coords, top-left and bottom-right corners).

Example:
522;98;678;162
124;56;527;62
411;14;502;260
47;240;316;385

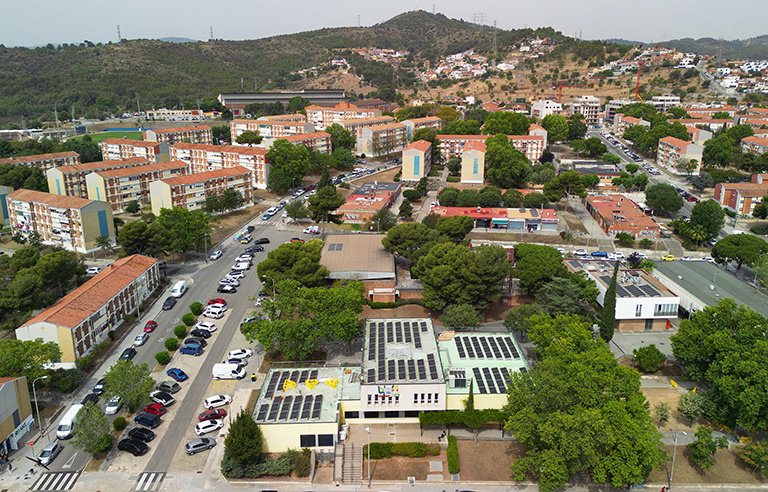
404;140;432;152
21;255;158;330
463;141;486;152
148;125;211;134
528;123;546;132
659;136;692;148
7;189;93;209
743;136;768;146
94;160;188;178
404;116;441;124
100;138;161;148
0;151;79;165
53;157;150;174
364;122;406;132
160;166;251;186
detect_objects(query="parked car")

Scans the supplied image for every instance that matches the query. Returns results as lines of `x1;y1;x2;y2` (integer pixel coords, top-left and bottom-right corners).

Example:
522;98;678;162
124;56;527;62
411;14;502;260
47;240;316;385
185;337;208;348
223;358;248;368
204;394;232;409
118;438;149;457
149;390;175;406
86;267;102;275
133;333;149;347
210;250;223;260
166;368;188;382
134;413;162;429
253;238;270;245
228;348;253;359
156;380;181;393
303;226;320;235
662;255;676;261
143;321;158;333
289;237;304;243
105;396;123;415
185;437;216;455
244;245;264;253
194;321;217;332
195;419;224;436
231;262;250;271
225;271;245;279
81;392;99;405
199;408;228;422
219;278;240;287
612;252;625;258
190;328;213;339
574;249;588;256
180;343;203;356
217;284;237;294
120;347;137;360
591;251;609;258
128;427;156;443
38;442;63;466
144;403;167;416
203;306;226;319
240;315;263;328
162;297;177;310
240;236;252;244
93;378;107;395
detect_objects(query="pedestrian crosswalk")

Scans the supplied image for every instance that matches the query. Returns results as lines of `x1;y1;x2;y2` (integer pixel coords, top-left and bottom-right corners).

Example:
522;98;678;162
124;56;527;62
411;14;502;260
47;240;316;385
134;471;165;491
29;471;80;491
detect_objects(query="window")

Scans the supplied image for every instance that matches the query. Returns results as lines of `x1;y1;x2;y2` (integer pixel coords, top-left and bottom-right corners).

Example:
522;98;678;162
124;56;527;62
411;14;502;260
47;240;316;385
427;393;432;403
473;158;478;174
404;411;419;418
300;435;317;447
413;156;420;176
317;434;334;446
413;394;418;404
344;411;359;419
434;393;439;404
363;411;380;418
420;393;425;404
367;394;372;404
636;304;643;317
384;411;399;418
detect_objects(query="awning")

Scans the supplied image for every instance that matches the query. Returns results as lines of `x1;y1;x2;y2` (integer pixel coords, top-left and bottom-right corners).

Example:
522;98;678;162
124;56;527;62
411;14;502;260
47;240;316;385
491;218;508;224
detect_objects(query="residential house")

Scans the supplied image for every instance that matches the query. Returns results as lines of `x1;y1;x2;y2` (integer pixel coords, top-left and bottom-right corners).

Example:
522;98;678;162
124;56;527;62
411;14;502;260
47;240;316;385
656;136;703;175
742;136;768;155
149;166;253;215
528;123;548;147
583;194;660;238
460;141;486;184
714;180;768;215
86;160;190;212
401;117;442;141
143;125;213;145
169;143;270;189
569;95;600;125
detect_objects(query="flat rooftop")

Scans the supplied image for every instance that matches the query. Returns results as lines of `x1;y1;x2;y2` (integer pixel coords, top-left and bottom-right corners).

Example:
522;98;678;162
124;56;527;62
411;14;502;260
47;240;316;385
362;318;444;386
253;366;348;424
653;261;768;317
438;332;529;395
351;182;401;195
565;259;677;299
321;234;394;280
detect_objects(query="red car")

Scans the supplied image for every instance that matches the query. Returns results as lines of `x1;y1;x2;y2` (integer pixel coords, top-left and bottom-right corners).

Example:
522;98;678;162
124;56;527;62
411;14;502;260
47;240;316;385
208;298;227;306
143;321;158;333
289;238;304;243
198;408;228;422
144;403;167;416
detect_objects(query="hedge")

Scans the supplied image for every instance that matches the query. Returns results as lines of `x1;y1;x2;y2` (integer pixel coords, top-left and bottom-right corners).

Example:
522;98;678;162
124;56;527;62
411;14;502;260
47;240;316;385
164;338;178;351
418;409;504;426
113;417;127;431
221;449;294;478
292;448;311;477
182;313;195;326
363;442;440;459
189;302;204;316
447;176;460;182
155;351;171;365
74;339;111;372
174;325;187;339
447;435;460;474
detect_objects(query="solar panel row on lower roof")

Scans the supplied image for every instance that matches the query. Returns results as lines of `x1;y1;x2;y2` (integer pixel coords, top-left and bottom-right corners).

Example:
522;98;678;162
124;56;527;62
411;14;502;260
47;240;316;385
311;395;323;419
404;322;412;343
289;371;298;383
455;337;466;358
301;395;313;420
278;371;289;389
278;396;293;421
290;396;303;421
416;359;427;380
463;336;475;358
267;396;282;421
413;328;422;349
407;359;416;380
264;371;281;398
489;337;502;358
482;367;496;393
398;359;406;380
256;404;269;421
491;367;506;393
473;368;487;394
479;337;491;358
471;337;484;358
395;321;402;343
309;369;318;380
640;284;660;297
497;337;511;358
616;285;630;297
503;337;520;359
427;353;438;380
299;370;309;383
387;359;395;380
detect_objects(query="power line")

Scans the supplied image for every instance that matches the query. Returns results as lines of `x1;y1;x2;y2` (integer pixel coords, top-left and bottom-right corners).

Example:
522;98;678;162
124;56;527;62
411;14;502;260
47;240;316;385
471;13;487;26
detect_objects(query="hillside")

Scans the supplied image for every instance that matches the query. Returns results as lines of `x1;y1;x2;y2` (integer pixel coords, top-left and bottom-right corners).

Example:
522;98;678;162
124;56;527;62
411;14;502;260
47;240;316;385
0;10;560;124
603;35;768;60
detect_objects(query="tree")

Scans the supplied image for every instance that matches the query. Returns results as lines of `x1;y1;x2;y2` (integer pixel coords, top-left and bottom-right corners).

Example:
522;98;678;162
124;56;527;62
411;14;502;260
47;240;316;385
633;345;665;372
456;189;480;207
412;243;511;310
434;215;474;242
615;232;635;247
691;172;714;192
438;120;481;135
113;217;125;235
103;360;154;413
235;131;263;145
256;239;329;287
224;409;265;468
381;223;445;263
502;188;524;207
625;163;640;174
654;402;671;427
71;402;112;456
677;158;698;176
95;235;112;252
398;200;413;220
325;123;356;152
34;250;84;298
331;147;355;170
689;199;725;242
416;176;429;197
736;441;768;478
712;234;768;270
703;135;735;168
567;114;588;141
307;170;345;225
522;192;548;209
570;137;607;158
211;125;231;144
369;208;397;231
541;114;569;142
504;315;668;492
116;220;172;258
266;139;310;194
124;200;141;214
440;303;483;331
645;183;683;215
512;244;566;293
284;200;309;220
446;157;462;176
482;112;530;135
220;188;245;211
536;277;585;316
687;426;728;471
600;261;619;342
503;304;543;338
0;339;61;382
529;162;557;185
287;95;311;113
542;170;586;202
403;189;422;202
478;185;503;207
156;207;214;254
485;134;532;189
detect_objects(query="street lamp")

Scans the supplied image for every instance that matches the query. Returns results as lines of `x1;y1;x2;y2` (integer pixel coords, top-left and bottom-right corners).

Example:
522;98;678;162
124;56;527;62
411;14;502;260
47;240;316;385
262;275;275;297
32;375;48;444
365;426;371;486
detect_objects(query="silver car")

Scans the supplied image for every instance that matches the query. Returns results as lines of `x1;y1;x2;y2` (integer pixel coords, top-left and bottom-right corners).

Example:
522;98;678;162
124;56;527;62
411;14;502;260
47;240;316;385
105;396;123;415
39;442;62;466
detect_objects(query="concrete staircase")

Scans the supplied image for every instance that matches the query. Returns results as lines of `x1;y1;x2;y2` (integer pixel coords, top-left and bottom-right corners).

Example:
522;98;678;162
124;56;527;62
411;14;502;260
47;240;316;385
335;443;363;484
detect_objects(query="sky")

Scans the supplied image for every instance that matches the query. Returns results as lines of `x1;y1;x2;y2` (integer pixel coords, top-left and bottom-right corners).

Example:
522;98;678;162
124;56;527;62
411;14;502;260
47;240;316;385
1;0;764;48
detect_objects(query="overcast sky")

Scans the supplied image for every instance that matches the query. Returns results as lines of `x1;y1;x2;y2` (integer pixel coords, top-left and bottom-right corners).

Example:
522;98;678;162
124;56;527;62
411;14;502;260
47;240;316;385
1;0;763;48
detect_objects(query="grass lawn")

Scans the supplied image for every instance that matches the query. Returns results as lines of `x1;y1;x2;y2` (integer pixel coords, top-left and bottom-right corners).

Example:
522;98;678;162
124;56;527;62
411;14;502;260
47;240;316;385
87;131;143;143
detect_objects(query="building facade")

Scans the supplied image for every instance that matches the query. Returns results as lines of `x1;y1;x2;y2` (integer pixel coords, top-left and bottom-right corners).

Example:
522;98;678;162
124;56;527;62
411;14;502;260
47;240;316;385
276;132;332;154
650;94;681;112
613;115;651;136
656;136;703;175
230;119;315;141
86;160;190;212
341;115;396;141
530;99;563;120
569;95;601;125
304;101;380;129
604;98;633;125
359;123;408;156
401;117;443;141
47;157;151;199
143;125;213;145
6;189;116;253
401;140;432;181
432;206;559;231
99;139;169;162
149;166;253;215
583;194;660;238
0;151;80;173
337;182;402;223
742;136;768;155
169;143;270;190
714;182;767;215
460;141;486;183
16;255;160;363
0;377;33;453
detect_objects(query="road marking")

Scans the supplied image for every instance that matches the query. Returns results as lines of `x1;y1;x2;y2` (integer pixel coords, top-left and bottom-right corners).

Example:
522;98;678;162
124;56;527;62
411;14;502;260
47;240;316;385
29;471;80;491
61;451;77;469
134;471;166;491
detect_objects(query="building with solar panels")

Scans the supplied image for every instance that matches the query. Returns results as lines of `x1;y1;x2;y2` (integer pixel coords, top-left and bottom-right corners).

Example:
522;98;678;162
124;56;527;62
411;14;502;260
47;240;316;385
565;259;679;332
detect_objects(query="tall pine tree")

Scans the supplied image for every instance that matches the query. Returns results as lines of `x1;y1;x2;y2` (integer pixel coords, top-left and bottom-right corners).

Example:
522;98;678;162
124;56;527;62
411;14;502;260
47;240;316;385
600;261;619;342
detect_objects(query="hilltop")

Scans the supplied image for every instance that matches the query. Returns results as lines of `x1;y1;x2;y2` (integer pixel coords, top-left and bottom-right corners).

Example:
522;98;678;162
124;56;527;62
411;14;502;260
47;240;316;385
604;35;768;60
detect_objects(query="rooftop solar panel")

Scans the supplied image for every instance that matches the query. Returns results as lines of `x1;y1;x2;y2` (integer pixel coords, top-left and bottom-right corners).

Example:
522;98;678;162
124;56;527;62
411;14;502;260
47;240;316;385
309;369;318;380
289;371;298;383
421;321;428;332
519;367;527;374
367;368;375;382
278;371;289;389
279;396;293;421
290;396;303;421
311;395;323;419
407;359;416;380
497;337;511;358
387;359;396;380
301;395;313;420
482;367;496;393
395;322;403;343
455;337;466;359
417;359;427;380
427;354;438;380
503;337;520;358
267;397;282;421
489;338;502;358
640;285;660;297
264;371;280;398
404;325;412;343
463;337;476;358
397;359;406;380
256;404;269;421
616;285;630;297
471;338;484;358
473;368;487;394
491;367;506;393
479;337;491;358
413;329;422;349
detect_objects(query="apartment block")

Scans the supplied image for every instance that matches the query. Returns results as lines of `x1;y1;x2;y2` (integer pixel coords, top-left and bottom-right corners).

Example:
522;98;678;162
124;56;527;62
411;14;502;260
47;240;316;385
16;255;160;363
656;136;703;175
0;185;13;226
650;94;681;112
685;105;737;118
0;151;80;173
460;141;486;184
530;99;563;120
47;157;151;199
145;108;205;121
438;134;544;162
258;113;308;123
671;118;734;133
99;138;169;162
341;115;396;141
149;166;253;216
278;132;332;154
143;125;213;145
613;115;651;136
714;181;768;215
742;136;768;155
169;143;270;189
305;101;380;129
686;127;713;145
402;140;432;181
401;116;442;140
6;189;115;253
0;376;33;451
359;123;408;156
438;135;488;158
86;160;190;212
583;194;660;238
604;98;633;125
432;206;559;231
528;123;548;148
510;135;545;162
230;118;315;141
568;95;600;125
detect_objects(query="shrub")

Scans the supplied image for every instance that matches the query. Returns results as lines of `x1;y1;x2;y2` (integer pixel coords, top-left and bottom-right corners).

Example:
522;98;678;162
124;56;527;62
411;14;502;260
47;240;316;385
736;441;768;478
50;368;84;393
447;176;460;182
615;232;635;247
639;238;654;249
339;182;350;189
174;325;187;339
182;313;195;326
95;433;114;454
113;417;127;431
108;330;116;341
74;340;111;372
751;226;768;235
292;448;311;477
633;344;665;372
164;338;178;351
189;302;204;316
363;442;440;459
155;351;171;365
403;189;421;202
447;435;460;474
724;208;737;218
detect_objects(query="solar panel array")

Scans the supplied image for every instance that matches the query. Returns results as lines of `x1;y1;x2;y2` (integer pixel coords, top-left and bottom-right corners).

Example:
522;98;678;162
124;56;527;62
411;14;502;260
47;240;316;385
454;335;520;360
364;320;440;383
257;368;336;422
471;367;514;394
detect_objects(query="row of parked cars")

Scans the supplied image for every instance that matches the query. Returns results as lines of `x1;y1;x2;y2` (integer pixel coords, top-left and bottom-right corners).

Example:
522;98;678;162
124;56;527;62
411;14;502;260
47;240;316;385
675;187;699;203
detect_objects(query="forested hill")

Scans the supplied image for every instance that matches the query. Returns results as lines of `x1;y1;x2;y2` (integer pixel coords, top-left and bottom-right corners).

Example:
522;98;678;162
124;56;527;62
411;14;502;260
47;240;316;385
0;10;560;125
603;35;768;60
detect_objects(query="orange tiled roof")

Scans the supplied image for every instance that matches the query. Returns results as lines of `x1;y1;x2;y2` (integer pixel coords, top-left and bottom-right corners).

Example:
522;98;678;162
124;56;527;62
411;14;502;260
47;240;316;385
659;136;692;147
339;115;394;125
94;160;188;178
160;166;251;186
281;132;331;142
405;140;432;152
365;122;406;132
463;141;486;152
52;157;150;174
7;189;93;209
0;151;79;165
21;255;158;330
171;143;269;155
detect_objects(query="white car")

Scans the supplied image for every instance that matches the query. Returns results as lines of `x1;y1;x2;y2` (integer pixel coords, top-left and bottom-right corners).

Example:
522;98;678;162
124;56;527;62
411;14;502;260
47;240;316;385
228;349;253;359
238;253;253;260
574;249;588;256
219;278;240;287
226;271;245;280
105;396;123;415
634;252;648;259
208;302;227;312
236;255;253;264
86;267;102;275
204;394;232;409
231;262;250;272
612;252;625;259
203;306;226;319
133;333;149;347
608;253;620;261
210;250;223;261
195;419;224;436
303;226;319;235
195;321;217;333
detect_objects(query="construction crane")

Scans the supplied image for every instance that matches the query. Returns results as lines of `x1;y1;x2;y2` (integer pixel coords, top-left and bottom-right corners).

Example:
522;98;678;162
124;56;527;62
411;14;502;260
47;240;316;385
634;61;643;101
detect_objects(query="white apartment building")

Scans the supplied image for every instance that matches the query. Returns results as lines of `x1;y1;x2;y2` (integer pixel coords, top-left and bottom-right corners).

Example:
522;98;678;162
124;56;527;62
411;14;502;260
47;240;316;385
530;99;563;120
169;143;270;189
569;95;601;125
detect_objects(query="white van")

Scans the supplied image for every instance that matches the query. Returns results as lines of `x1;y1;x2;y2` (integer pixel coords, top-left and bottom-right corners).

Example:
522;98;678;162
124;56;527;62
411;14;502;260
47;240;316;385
57;404;84;440
171;280;187;298
212;363;246;380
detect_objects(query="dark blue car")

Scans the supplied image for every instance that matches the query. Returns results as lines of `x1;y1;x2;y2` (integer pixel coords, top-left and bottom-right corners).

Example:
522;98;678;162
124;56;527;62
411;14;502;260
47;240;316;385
179;343;203;356
166;368;188;382
591;251;608;258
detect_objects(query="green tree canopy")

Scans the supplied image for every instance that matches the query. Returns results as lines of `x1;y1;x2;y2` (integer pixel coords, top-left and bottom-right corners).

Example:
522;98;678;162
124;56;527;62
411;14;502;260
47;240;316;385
256;239;329;287
71;401;112;456
689;199;725;241
434;215;474;242
0;338;61;382
512;243;567;294
712;233;768;270
536;277;586;316
224;409;265;468
381;223;446;263
325;123;356;152
116;220;173;258
503;303;543;337
540;114;569;142
482;112;530;135
156;207;214;254
438;119;481;135
485;134;532;189
266;139;310;194
542;170;586;202
307;169;345;225
645;183;683;215
235;131;263;145
103;360;154;412
439;303;483;331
